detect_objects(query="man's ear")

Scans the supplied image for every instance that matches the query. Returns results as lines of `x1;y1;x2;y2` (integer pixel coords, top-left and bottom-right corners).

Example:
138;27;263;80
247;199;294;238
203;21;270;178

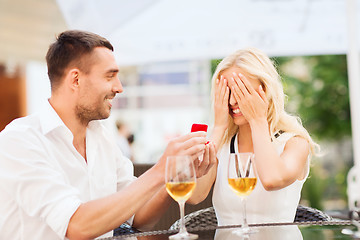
66;68;80;90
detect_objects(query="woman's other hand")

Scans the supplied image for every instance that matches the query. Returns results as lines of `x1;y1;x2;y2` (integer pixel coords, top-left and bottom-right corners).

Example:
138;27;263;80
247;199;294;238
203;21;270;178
214;75;230;130
230;72;268;125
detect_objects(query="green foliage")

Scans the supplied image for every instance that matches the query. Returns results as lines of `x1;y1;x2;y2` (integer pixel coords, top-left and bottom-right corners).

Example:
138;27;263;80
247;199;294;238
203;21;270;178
302;159;351;210
274;55;351;141
211;59;222;76
301;161;327;210
274;55;352;209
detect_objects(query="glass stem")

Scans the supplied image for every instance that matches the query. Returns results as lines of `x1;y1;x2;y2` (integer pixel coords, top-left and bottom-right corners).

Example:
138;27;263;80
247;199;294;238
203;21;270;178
241;197;249;229
178;200;187;234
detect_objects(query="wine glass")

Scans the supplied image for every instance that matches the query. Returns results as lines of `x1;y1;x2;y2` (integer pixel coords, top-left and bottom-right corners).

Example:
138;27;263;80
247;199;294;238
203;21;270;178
165;155;198;239
341;208;360;238
228;153;257;235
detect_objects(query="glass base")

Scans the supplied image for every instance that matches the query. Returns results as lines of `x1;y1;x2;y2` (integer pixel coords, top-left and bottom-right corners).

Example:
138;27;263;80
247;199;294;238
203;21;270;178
169;232;198;239
341;228;360;238
232;226;258;236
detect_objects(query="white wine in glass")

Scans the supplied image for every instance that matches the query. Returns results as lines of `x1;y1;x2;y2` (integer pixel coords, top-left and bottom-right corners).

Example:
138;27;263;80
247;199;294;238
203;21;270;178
228;153;257;235
165;156;198;239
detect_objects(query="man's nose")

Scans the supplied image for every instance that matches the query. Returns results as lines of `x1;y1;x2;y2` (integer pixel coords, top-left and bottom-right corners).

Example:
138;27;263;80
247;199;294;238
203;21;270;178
113;78;124;93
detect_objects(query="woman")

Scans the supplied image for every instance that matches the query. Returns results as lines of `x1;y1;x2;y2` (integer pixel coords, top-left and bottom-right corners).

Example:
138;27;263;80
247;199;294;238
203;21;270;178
189;47;318;225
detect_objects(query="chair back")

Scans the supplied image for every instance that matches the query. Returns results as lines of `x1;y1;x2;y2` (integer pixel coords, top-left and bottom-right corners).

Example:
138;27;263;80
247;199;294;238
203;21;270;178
169;207;217;230
169;205;331;230
294;205;332;222
113;223;140;236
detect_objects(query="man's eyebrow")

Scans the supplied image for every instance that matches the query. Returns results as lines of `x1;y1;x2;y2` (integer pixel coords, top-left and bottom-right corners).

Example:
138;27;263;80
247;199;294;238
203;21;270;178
106;69;119;74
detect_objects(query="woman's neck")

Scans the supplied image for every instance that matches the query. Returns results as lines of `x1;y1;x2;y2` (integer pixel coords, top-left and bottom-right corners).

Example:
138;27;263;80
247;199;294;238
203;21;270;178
237;124;253;152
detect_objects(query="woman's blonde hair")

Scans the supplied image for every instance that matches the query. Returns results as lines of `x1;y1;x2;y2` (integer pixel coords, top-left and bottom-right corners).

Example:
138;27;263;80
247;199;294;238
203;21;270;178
211;47;319;156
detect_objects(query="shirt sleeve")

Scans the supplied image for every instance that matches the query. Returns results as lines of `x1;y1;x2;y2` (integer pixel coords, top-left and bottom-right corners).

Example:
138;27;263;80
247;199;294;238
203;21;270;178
115;148;137;225
0;130;83;239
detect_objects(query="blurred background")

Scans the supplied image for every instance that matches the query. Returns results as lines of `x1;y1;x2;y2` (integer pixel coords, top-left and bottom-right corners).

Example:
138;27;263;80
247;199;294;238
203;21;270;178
1;0;359;218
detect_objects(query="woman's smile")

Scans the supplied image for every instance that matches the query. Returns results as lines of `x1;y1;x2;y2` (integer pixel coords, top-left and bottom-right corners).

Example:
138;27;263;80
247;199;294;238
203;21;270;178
230;107;243;117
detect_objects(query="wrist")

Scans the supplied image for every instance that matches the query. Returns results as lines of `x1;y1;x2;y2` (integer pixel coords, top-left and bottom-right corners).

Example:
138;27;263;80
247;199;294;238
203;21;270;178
151;159;166;185
210;126;227;153
249;118;268;129
212;124;227;132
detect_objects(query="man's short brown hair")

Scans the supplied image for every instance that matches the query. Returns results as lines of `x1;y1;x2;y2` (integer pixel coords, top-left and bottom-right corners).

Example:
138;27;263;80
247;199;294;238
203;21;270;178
46;30;114;90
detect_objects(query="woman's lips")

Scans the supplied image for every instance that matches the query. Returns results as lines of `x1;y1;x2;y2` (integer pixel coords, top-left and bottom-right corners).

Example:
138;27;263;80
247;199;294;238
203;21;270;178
231;108;243;117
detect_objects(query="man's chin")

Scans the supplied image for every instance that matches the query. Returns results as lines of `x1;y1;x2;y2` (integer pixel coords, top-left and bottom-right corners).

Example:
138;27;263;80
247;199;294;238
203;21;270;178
100;110;111;120
88;112;111;122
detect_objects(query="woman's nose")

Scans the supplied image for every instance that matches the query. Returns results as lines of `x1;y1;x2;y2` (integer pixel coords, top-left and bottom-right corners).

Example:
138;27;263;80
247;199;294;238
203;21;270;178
229;92;236;106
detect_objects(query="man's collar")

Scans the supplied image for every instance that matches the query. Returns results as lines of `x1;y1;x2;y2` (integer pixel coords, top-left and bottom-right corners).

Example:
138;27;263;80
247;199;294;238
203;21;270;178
38;100;103;135
39;100;69;135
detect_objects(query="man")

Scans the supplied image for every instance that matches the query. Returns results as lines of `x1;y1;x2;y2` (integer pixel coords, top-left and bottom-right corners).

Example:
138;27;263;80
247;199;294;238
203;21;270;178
0;30;216;239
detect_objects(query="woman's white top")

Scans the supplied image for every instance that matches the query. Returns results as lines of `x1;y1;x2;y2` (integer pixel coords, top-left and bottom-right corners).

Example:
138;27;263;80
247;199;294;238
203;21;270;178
212;132;309;226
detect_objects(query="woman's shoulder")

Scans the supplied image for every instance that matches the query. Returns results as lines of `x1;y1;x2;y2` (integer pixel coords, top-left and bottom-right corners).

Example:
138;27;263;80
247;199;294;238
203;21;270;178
274;130;296;142
278;131;310;158
276;131;309;146
272;131;299;153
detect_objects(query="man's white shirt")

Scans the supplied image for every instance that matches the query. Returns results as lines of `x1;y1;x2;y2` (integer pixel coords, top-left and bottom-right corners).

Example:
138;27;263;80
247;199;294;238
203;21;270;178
0;101;136;239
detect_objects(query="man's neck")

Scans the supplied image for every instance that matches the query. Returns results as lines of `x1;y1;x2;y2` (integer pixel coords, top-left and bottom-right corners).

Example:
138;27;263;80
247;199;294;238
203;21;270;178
73;135;87;162
49;97;88;161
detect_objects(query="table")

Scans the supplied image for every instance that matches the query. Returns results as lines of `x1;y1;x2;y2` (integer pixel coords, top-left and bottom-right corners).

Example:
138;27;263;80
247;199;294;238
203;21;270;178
101;220;360;240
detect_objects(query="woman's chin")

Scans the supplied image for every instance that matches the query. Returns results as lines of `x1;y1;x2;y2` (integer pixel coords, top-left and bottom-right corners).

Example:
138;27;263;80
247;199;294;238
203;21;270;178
233;117;248;126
